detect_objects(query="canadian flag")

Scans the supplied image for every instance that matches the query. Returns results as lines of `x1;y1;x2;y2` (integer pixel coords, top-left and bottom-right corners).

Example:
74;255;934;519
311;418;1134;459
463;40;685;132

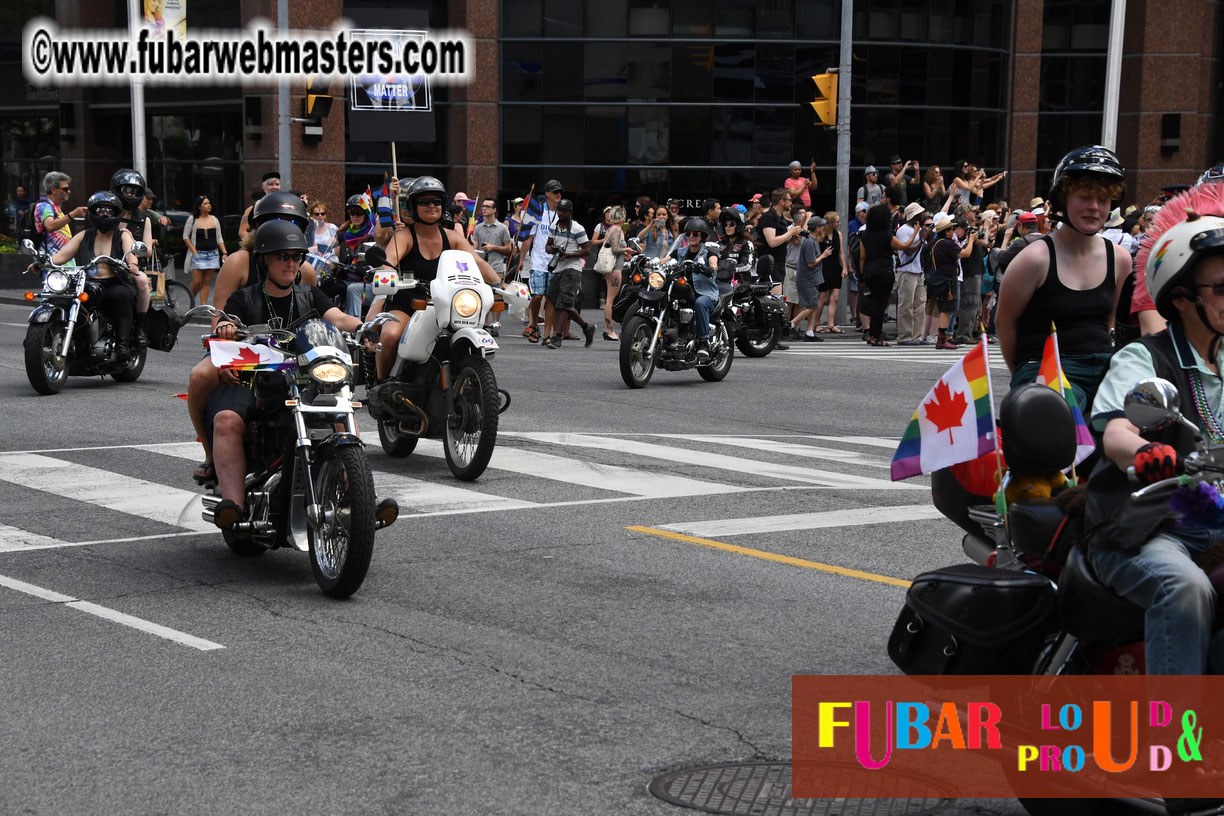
209;340;288;370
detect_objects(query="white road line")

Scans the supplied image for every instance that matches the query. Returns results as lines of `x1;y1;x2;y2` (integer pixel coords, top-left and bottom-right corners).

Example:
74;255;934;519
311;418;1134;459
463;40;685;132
809;435;902;449
503;433;917;491
0;573;224;651
373;471;538;515
411;438;748;497
0;522;67;551
0;452;211;532
671;435;890;469
659;504;945;537
0;530;210;554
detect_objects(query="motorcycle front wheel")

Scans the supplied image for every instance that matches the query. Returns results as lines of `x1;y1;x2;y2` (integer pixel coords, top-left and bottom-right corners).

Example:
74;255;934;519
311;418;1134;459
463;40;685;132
378;418;420;457
24;322;69;395
735;326;781;357
698;322;734;382
443;357;499;481
308;446;377;598
111;345;147;382
619;315;657;389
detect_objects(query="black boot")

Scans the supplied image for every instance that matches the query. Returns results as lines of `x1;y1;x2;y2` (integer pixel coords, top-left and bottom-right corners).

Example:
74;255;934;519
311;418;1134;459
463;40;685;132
115;340;133;363
133;311;148;349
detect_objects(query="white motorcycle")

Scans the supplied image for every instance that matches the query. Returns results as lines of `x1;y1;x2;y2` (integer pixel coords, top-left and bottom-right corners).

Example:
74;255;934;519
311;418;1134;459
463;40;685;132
365;250;509;481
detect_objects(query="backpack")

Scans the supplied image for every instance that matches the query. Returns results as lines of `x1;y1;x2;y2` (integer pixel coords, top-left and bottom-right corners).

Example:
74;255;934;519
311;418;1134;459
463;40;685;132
19;200;43;250
921;237;942;284
846;228;862;275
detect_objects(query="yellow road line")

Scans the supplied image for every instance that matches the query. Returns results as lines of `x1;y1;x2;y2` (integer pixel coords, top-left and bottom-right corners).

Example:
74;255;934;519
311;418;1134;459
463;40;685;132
627;526;912;588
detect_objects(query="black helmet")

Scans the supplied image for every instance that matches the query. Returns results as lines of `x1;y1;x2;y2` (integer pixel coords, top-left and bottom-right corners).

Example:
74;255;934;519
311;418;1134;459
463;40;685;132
1048;145;1126;213
999;383;1075;472
345;194;368;213
253;220;308;255
406;176;446;224
251;192;308;231
110;168;146;211
86;191;123;232
682;217;711;237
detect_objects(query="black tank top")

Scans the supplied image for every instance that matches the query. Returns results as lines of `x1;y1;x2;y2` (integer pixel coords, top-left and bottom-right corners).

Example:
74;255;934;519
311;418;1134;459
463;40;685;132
122;213;145;241
1014;235;1116;365
390;224;452;311
74;228;124;277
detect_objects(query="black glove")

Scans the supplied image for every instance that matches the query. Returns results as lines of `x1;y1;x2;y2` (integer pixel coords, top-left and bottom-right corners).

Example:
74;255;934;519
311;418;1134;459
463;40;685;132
1133;442;1180;484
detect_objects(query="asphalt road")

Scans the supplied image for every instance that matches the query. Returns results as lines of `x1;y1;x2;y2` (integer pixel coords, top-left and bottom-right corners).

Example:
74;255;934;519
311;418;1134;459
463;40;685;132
0;299;1026;815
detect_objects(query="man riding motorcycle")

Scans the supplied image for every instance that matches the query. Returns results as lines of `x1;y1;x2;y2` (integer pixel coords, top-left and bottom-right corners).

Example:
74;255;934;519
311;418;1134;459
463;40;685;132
1083;199;1224;675
110;169;153;348
672;217;721;361
206;220;368;531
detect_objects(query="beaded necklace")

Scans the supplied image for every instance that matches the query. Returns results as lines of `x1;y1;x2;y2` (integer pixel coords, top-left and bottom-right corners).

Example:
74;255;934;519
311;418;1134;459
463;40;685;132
1188;367;1224;443
263;285;294;330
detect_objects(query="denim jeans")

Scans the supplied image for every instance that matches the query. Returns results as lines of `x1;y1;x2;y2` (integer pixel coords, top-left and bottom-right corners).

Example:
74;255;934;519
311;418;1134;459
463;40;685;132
346;282;372;318
1087;529;1218;675
694;295;715;339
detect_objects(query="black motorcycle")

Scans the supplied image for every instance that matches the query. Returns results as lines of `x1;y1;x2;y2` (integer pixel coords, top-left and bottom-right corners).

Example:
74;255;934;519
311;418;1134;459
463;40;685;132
727;276;787;357
21;238;154;395
187;305;399;599
617;252;734;389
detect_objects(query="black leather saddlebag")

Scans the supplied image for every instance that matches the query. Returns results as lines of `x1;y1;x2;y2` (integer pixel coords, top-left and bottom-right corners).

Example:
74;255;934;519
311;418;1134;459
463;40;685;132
144;304;183;352
888;564;1057;675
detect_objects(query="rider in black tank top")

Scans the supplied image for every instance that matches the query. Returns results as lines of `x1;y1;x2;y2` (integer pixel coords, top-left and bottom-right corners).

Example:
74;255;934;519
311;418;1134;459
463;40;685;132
389;223;451;312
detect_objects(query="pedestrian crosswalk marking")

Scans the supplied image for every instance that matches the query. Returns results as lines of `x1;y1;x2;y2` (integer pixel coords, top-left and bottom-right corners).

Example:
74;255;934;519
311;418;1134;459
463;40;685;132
670;435;890;469
504;432;916;491
658;504;944;537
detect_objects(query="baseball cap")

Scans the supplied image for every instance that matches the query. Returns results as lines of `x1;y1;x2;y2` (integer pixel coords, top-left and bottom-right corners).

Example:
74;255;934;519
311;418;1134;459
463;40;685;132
1016;212;1038;225
543;179;563;193
855;201;869;213
454;192;470;203
556;198;573;211
749;193;763;203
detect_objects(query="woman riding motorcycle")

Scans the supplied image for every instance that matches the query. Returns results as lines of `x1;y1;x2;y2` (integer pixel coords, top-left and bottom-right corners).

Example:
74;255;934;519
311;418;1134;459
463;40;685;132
672;217;721;361
718;209;756;281
45;191;140;360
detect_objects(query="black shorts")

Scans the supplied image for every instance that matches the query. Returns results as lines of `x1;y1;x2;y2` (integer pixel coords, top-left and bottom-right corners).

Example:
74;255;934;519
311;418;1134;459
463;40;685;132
926;280;957;313
203;383;256;443
818;263;842;293
547;267;583;312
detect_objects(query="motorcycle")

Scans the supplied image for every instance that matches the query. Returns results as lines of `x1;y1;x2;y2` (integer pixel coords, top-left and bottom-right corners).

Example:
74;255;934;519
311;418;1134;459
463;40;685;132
727;275;788;358
187;305;399;599
617;247;735;389
364;249;509;481
891;379;1224;816
21;238;152;395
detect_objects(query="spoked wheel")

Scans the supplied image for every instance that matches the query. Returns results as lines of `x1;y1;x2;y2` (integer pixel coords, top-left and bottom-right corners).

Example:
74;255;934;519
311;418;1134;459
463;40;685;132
111;345;147;382
698;322;734;382
378;419;419;457
308;446;376;598
619;315;657;389
163;280;196;321
443;357;499;481
24;323;69;395
735;326;781;357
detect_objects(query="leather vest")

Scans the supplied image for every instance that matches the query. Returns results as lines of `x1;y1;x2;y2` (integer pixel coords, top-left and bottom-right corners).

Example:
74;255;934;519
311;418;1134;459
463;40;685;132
229;281;317;329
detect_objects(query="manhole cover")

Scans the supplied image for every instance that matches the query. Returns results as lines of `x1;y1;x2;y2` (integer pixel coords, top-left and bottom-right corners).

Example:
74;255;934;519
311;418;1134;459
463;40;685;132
648;762;950;816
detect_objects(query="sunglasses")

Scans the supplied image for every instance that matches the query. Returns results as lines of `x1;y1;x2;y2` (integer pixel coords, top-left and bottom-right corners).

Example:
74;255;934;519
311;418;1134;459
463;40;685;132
271;251;305;263
347;208;365;216
312;211;326;216
94;207;118;217
685;231;704;238
416;197;444;207
56;186;70;192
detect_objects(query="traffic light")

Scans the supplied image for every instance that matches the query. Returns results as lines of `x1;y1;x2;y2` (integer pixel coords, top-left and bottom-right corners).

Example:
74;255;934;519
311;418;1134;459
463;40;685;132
304;75;333;120
810;72;838;127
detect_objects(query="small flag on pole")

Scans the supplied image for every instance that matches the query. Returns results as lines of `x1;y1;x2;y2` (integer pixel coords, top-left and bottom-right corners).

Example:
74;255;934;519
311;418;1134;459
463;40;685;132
207;340;294;372
1035;324;1096;467
891;340;996;480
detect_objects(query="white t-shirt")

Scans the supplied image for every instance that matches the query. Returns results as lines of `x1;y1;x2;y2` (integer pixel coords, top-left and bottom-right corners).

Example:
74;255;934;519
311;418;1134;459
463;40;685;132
896;224;922;274
528;206;559;272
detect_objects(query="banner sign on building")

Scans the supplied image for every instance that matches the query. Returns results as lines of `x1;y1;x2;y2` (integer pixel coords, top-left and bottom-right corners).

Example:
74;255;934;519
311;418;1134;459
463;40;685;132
345;8;435;143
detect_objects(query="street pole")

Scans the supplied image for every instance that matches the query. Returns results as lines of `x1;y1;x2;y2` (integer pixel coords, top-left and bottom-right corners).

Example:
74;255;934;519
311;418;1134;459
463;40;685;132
835;0;852;323
1101;0;1126;150
278;0;292;190
128;0;146;177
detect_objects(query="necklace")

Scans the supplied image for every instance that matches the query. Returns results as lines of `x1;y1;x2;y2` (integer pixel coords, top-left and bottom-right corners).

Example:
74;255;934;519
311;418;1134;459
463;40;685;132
1187;367;1224;443
263;285;294;330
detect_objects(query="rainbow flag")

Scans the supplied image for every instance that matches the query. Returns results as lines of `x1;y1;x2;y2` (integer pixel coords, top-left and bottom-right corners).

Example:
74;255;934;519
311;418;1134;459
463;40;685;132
462;195;478;238
891;340;996;480
1035;326;1096;466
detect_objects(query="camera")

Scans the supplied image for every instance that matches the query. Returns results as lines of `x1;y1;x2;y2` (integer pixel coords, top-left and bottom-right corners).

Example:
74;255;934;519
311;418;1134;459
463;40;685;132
798;228;811;238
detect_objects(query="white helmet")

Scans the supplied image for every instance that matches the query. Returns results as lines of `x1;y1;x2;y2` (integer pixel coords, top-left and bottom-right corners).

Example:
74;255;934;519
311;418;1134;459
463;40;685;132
1145;215;1224;320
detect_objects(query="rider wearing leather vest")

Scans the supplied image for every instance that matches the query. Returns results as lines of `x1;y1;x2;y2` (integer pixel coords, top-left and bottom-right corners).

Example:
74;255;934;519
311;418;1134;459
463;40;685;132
111;169;153;345
1082;193;1224;675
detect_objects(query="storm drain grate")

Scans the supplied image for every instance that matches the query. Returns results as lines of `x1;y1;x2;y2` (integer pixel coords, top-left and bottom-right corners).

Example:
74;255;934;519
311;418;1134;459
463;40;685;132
648;762;950;816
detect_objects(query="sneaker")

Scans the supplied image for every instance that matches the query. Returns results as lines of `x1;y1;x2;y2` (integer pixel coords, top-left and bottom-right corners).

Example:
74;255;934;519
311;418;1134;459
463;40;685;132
582;323;596;347
696;340;711;362
774;342;790;351
803;333;823;342
918;337;934;345
897;339;918;346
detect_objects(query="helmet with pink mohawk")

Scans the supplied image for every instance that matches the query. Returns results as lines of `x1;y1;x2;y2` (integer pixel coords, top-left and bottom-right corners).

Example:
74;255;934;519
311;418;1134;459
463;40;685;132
1139;181;1224;322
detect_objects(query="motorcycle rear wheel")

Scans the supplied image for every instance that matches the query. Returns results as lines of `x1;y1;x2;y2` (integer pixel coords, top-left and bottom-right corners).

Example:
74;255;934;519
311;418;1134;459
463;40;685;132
378;419;420;457
111;345;147;382
443;357;499;481
735;326;780;357
619;315;657;389
697;323;734;382
23;323;69;395
308;446;376;598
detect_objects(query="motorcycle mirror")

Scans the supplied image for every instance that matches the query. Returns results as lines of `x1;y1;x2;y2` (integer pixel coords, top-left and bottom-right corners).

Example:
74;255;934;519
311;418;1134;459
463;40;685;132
21;239;36;255
129;242;148;259
628;237;642;250
364;246;388;268
1123;378;1183;431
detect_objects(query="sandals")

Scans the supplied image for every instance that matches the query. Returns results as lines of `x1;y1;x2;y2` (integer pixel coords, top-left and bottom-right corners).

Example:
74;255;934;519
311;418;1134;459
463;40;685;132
867;336;891;347
524;326;541;343
193;461;217;485
212;498;244;530
826;325;845;334
816;326;830;333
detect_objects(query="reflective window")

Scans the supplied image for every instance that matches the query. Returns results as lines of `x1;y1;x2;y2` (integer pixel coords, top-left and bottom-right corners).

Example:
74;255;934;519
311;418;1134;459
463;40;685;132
585;106;628;166
754;109;792;168
672;108;711;165
540;107;584;165
544;0;583;37
503;107;543;164
795;0;837;40
671;0;715;36
584;44;628;101
756;0;792;38
627;107;670;166
503;0;542;36
713;45;755;103
502;43;543;101
672;45;713;102
715;0;755;36
628;0;669;36
712;107;752;166
542;43;584;100
626;44;670;101
584;0;627;36
1042;0;1110;52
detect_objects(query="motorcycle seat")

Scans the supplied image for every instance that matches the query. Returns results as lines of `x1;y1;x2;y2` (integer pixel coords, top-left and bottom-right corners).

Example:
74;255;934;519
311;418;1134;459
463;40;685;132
1008;498;1070;562
1058;546;1145;644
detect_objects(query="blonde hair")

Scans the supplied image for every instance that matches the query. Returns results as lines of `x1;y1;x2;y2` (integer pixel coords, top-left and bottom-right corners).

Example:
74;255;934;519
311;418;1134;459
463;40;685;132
610;206;626;224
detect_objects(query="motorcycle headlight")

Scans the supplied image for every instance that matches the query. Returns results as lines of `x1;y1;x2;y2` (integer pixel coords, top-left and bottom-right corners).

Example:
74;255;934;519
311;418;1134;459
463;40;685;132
45;270;71;294
453;288;481;318
309;359;350;385
648;272;665;289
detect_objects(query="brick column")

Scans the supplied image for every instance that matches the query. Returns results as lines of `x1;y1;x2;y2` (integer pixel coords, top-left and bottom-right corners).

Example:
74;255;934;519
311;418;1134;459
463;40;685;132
449;0;499;199
1006;0;1044;207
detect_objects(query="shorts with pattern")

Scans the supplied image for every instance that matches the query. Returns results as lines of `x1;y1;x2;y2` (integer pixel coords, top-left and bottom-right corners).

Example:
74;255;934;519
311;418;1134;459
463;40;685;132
783;264;799;304
529;267;552;297
547;267;583;312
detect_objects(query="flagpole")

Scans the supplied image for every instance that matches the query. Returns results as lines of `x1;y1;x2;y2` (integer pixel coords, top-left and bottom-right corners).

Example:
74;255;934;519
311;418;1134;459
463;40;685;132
391;142;399;219
980;333;1007;508
469;190;480;239
1050;320;1078;484
508;184;535;283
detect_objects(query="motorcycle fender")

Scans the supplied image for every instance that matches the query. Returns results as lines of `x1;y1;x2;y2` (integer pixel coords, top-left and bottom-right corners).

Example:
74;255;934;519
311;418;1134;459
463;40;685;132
28;304;63;325
451;327;498;358
315;431;365;457
285;459;311;552
638;289;665;304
